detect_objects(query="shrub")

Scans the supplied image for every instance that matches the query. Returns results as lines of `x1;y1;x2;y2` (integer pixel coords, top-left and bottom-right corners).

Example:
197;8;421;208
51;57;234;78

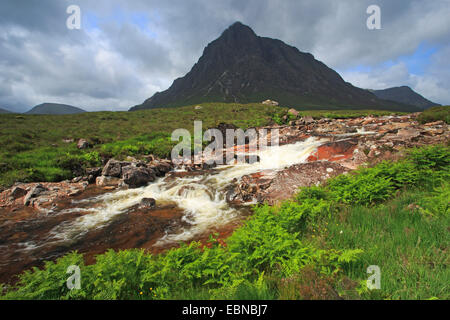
417;106;450;124
326;169;395;206
1;252;86;300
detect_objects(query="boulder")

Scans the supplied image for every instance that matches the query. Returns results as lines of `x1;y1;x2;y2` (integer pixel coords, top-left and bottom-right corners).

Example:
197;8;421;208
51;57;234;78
231;162;349;205
101;159;129;177
10;186;28;200
77;139;90;149
96;176;121;187
288;108;299;117
302;116;314;124
121;166;156;188
397;128;420;140
149;161;173;177
261;99;279;106
24;184;47;206
139;198;156;209
85;167;102;183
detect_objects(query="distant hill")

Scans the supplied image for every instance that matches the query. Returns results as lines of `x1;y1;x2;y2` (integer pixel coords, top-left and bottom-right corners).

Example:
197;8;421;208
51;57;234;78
0;107;12;114
26;103;86;115
371;86;440;110
131;22;419;112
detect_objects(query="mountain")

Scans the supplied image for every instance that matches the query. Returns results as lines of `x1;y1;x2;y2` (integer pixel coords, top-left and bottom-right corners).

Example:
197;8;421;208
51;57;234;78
26;103;86;115
130;22;418;112
371;86;440;110
0;107;12;114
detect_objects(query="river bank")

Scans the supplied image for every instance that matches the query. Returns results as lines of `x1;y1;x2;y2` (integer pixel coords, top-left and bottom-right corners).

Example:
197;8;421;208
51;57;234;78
0;113;448;284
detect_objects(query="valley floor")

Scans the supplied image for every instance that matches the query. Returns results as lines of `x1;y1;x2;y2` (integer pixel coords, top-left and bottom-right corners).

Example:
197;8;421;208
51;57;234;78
1;144;448;300
0;105;448;300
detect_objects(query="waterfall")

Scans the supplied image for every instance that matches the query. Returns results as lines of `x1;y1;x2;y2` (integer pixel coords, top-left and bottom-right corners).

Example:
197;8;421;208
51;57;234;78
33;137;327;248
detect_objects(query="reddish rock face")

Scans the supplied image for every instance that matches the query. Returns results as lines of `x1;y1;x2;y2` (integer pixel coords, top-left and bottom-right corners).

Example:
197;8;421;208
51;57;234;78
307;140;357;162
230;161;349;205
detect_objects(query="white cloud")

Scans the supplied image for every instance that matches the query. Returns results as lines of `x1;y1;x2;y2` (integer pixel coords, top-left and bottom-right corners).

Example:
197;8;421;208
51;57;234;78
0;0;449;111
339;46;450;105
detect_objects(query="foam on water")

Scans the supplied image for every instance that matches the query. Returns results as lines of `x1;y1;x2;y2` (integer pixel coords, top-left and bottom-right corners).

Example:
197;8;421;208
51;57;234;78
38;137;327;247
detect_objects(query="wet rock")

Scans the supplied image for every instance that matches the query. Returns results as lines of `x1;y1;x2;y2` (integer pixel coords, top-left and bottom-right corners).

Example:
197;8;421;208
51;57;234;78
23;184;47;206
233;154;261;164
225;187;239;203
233;162;349;205
86;167;102;184
71;176;87;183
121;166;156;188
77;139;90;149
307;139;358;162
139;198;156;209
10;186;27;200
96;176;121;187
149;160;173;177
101;159;130;177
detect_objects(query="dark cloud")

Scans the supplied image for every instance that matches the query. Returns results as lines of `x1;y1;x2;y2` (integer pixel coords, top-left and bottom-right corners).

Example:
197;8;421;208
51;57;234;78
0;0;449;112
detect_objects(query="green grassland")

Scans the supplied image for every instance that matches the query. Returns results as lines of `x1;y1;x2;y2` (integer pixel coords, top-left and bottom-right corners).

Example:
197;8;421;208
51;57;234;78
1;145;448;300
0;103;285;189
0;103;407;189
418;106;450;124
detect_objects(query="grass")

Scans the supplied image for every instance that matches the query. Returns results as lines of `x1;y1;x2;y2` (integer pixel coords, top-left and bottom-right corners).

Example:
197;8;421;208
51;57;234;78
0;103;405;189
0;103;285;189
310;188;449;299
296;109;407;119
1;144;448;300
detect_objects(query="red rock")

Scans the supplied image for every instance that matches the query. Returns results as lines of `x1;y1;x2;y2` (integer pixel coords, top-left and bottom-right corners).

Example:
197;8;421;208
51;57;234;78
308;140;357;162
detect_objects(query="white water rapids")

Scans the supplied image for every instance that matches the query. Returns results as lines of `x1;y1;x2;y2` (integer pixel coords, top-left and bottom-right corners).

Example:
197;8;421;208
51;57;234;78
21;137;328;250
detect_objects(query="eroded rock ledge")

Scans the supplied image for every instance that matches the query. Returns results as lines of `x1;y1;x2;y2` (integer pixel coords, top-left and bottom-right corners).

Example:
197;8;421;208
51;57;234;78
225;114;449;204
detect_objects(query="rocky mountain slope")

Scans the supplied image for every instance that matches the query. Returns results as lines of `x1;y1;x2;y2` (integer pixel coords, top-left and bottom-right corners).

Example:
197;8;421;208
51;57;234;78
0;107;11;114
26;103;86;115
371;86;440;110
131;22;418;112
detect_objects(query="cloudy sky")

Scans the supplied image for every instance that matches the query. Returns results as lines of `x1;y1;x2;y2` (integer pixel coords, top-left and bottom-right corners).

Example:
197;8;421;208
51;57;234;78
1;0;449;112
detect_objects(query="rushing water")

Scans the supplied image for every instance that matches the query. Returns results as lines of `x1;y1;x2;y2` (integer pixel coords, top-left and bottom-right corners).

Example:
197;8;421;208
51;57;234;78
20;136;324;250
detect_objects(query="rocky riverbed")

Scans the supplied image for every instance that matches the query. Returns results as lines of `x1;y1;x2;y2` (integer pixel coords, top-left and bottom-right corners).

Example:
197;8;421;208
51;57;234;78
0;113;448;283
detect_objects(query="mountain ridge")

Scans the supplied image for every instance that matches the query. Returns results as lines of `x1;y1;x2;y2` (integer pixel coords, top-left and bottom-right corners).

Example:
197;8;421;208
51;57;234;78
26;103;86;115
0;107;12;114
130;22;419;112
371;86;440;110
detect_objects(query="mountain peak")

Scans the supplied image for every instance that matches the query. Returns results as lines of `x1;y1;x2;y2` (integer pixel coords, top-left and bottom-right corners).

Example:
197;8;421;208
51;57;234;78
227;21;253;32
219;21;257;42
130;23;421;112
372;86;440;110
26;103;86;115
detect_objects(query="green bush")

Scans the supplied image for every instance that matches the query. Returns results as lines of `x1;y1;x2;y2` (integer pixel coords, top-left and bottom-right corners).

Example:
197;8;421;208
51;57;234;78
325;145;450;206
416;181;450;217
326;169;395;206
1;252;85;300
417;106;450;124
